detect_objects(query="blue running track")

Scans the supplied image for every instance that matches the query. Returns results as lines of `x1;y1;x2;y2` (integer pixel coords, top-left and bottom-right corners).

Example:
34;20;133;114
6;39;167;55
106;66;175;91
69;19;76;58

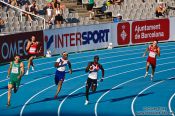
0;42;175;116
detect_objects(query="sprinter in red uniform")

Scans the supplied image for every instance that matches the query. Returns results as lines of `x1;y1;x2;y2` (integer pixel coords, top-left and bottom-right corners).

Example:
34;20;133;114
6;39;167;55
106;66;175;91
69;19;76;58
25;36;40;75
143;40;160;80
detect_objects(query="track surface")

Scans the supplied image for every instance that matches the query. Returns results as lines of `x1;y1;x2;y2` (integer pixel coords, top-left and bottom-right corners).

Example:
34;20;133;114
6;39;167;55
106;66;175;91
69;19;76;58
0;42;175;116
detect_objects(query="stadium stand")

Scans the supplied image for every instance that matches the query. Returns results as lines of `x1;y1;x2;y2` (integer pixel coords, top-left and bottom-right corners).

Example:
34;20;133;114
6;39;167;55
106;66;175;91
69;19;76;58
0;0;175;34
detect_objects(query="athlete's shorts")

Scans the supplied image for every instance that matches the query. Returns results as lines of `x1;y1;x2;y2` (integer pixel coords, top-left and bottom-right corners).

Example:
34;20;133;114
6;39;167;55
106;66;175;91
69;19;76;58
86;78;97;87
27;53;36;59
8;77;21;88
147;56;156;68
54;70;65;85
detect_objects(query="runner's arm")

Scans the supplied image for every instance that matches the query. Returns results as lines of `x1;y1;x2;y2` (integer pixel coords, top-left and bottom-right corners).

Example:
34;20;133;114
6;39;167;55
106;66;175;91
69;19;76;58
26;40;31;51
19;62;24;79
85;62;92;73
7;62;12;77
99;64;104;82
157;47;160;57
100;64;104;78
67;61;72;74
143;45;150;57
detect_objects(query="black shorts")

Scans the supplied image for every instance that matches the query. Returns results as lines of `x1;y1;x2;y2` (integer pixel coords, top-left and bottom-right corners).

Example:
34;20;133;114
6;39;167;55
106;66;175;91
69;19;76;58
86;78;97;87
55;15;63;22
27;54;36;59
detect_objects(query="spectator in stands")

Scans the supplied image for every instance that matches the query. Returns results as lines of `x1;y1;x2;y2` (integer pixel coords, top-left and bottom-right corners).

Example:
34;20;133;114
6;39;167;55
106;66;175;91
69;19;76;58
155;2;167;18
16;0;27;6
54;4;63;27
52;0;60;9
22;2;33;21
87;0;95;19
113;0;124;5
77;0;82;5
46;3;53;18
8;0;17;6
0;18;5;32
29;0;38;15
113;13;124;23
106;0;113;6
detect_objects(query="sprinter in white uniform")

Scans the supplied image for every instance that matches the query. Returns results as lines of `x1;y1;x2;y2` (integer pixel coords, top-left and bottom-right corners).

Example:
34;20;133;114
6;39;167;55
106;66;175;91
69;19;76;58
85;56;104;105
54;52;72;99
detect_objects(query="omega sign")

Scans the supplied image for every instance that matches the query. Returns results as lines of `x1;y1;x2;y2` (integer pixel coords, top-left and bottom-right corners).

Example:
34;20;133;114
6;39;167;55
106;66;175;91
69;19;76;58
0;31;44;63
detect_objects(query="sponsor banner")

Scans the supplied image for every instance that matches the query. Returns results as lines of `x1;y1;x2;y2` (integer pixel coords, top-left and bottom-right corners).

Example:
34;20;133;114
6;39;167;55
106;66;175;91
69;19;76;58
44;27;78;55
0;31;44;63
44;23;112;55
1;18;174;64
77;23;111;52
169;17;175;41
117;22;130;45
132;19;170;44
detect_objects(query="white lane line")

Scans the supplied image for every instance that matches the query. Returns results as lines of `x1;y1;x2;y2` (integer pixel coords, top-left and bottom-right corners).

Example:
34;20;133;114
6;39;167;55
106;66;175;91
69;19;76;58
131;81;164;116
20;61;175;116
95;67;175;116
168;93;175;116
1;52;175;98
9;50;175;75
1;43;175;74
0;46;149;74
94;76;144;116
19;84;55;116
0;74;54;97
57;85;86;116
18;44;175;67
60;68;175;116
0;78;8;83
2;41;173;67
1;42;147;71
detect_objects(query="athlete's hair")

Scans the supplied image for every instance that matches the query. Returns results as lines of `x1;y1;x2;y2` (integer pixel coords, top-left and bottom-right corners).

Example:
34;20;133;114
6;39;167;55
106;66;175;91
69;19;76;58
154;39;158;43
14;54;20;60
62;51;68;56
94;55;99;60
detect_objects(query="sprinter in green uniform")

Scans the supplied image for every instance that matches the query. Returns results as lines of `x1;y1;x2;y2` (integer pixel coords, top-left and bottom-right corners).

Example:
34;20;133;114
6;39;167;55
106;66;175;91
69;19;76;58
7;55;24;106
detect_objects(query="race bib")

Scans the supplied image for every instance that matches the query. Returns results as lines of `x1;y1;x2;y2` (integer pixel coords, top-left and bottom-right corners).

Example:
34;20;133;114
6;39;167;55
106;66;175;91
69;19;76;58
149;51;156;58
29;47;36;53
11;67;18;74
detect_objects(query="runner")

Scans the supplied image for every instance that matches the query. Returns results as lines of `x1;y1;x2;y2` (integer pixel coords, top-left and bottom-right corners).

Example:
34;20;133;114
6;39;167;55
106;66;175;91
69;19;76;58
25;36;40;75
54;52;72;99
85;55;104;105
143;40;160;80
7;55;24;106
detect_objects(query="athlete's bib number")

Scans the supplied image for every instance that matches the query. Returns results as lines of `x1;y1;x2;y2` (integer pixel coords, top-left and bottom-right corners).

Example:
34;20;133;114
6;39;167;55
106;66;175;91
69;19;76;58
149;51;156;58
11;67;18;74
29;47;36;53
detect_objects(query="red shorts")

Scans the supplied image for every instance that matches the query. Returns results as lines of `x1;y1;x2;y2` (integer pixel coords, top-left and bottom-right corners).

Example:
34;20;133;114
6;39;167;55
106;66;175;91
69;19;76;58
147;57;156;68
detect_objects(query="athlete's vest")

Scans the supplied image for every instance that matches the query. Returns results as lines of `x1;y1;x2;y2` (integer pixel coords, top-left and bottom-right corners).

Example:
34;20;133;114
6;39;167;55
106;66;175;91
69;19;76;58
88;63;100;80
56;58;69;72
10;61;21;78
28;43;38;54
148;45;159;58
